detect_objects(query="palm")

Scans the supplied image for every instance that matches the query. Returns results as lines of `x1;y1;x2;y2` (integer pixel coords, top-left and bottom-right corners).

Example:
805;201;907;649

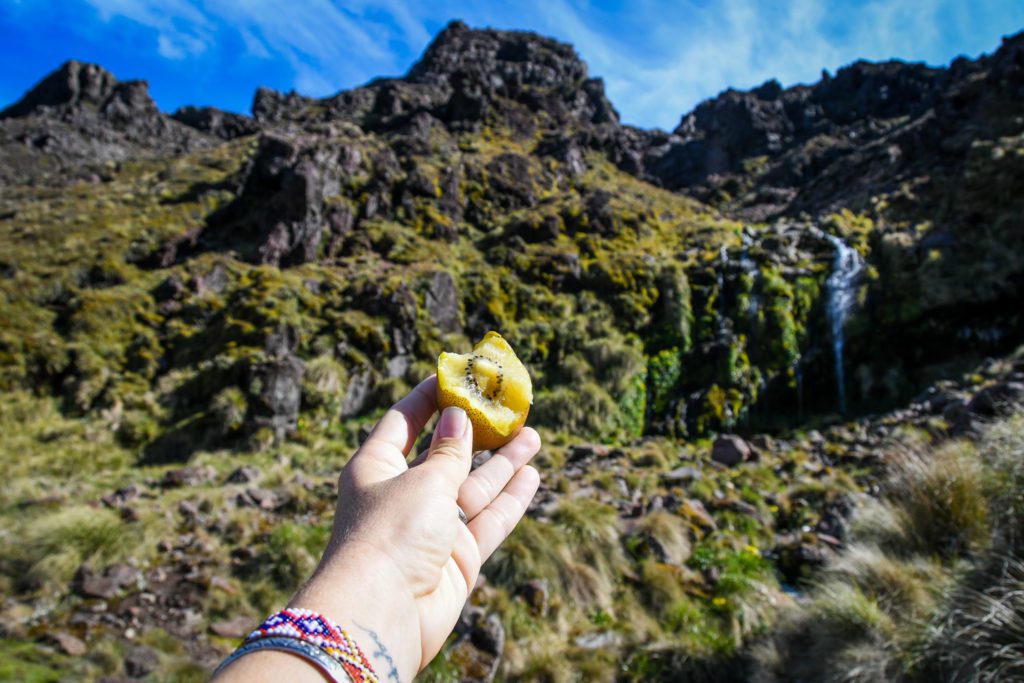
338;376;541;670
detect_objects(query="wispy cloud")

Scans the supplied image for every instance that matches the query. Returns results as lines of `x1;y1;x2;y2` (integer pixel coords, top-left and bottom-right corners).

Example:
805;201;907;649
82;0;407;93
85;0;213;59
73;0;1024;127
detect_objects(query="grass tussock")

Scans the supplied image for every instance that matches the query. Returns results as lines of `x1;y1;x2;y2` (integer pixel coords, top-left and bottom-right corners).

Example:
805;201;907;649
753;407;1024;683
883;441;989;558
2;505;135;595
489;498;624;610
916;409;1024;682
922;557;1024;682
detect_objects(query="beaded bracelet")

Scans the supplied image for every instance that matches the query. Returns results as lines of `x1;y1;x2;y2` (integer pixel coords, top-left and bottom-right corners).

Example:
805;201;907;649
216;608;380;683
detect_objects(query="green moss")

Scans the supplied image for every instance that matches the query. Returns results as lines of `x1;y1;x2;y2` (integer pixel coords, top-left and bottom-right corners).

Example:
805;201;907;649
647;347;682;418
264;520;332;589
0;639;65;682
617;371;648;439
758;265;800;369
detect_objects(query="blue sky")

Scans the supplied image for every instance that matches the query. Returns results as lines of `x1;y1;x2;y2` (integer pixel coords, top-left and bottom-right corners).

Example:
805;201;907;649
1;1;1022;130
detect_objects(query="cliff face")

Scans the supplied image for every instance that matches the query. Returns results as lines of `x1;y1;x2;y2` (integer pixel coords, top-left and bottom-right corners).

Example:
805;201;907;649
1;20;1023;681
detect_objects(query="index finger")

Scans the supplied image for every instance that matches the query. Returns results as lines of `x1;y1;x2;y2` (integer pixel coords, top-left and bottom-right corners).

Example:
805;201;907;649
361;374;438;457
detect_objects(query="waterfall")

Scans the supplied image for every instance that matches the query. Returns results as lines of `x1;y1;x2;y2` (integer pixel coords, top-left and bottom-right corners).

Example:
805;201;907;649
824;234;863;414
739;232;759;321
717;245;729;338
795;359;804;419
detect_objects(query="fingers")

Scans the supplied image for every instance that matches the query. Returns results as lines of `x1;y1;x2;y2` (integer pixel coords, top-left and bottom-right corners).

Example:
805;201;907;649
421;407;474;493
458;428;540;519
450;523;482;594
469;465;540;563
359;375;438;459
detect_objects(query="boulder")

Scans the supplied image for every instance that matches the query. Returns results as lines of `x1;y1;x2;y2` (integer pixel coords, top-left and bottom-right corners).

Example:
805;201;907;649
50;632;87;657
968;381;1024;416
249;353;305;440
567;443;611;462
680;498;717;531
210;615;256;639
573;630;621;649
661;466;703;484
225;465;262;484
237;487;289;511
423;271;461;333
711;434;752;466
520;579;549;616
161;466;215;488
341;369;375;418
452;605;504;683
124;646;159;677
171;105;259;139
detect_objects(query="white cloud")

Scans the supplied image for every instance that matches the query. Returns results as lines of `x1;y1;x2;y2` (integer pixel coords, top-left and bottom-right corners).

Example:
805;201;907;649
74;0;1024;127
157;34;185;59
82;0;404;92
508;0;1023;129
85;0;213;58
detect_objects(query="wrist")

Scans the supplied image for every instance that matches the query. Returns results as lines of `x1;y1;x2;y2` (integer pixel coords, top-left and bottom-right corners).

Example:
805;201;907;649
288;541;419;682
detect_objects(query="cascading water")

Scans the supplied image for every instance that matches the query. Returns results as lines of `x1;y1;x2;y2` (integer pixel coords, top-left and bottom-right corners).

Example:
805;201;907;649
795;359;804;419
739;232;759;321
824;234;863;414
717;245;729;338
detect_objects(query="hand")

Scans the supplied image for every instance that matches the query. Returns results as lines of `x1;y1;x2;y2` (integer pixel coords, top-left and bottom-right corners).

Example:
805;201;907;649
216;375;542;682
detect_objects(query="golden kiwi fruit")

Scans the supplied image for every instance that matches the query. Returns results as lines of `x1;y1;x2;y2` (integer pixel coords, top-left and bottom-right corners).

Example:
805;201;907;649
437;331;533;451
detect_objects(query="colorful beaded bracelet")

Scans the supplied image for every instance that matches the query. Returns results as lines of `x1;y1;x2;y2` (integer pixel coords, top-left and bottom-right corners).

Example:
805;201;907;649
216;608;380;683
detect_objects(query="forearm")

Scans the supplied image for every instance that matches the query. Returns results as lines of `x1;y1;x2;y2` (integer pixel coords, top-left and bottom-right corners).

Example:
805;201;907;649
288;544;419;682
212;544;419;683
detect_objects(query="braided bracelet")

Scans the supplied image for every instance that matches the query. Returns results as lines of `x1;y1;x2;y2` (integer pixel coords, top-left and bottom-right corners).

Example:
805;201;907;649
216;608;380;683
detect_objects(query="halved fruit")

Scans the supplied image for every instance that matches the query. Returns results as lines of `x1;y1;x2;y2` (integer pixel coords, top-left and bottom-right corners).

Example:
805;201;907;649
437;331;533;451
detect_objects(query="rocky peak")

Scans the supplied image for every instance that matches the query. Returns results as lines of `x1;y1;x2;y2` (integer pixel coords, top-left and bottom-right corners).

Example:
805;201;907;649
251;21;618;132
634;30;1024;219
813;59;946;124
670;59;945;168
0;60;212;186
407;20;618;126
0;59;156;120
408;20;585;92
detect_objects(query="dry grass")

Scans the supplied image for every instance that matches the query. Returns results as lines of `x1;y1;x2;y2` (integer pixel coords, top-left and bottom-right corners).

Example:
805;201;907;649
2;505;135;596
749;406;1024;682
922;557;1024;682
914;408;1024;682
883;440;989;558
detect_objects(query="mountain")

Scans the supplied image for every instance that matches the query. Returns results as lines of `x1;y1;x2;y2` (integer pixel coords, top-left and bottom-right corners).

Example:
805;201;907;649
1;20;1022;681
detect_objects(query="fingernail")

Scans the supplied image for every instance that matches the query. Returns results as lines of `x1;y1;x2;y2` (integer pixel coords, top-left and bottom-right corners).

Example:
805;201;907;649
436;406;468;440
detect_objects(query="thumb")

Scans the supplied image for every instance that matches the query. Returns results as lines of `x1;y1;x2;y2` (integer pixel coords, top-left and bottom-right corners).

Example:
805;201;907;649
423;406;473;490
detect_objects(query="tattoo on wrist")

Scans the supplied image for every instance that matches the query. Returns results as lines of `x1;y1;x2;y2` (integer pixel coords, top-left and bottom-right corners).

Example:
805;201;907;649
355;622;401;683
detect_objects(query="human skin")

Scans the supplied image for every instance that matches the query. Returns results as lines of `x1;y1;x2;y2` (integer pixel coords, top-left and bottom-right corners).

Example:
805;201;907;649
212;375;542;682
